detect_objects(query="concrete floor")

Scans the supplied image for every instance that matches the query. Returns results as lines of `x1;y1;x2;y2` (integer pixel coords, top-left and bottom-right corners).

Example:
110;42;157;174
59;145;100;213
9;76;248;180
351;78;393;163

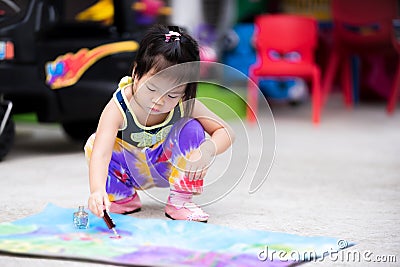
0;94;399;266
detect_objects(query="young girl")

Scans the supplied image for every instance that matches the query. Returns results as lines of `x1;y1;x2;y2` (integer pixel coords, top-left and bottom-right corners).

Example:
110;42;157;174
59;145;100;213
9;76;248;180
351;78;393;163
84;24;234;223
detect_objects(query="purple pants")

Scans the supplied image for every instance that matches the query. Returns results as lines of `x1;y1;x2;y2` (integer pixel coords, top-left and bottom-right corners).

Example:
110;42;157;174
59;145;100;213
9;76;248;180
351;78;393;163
85;119;205;202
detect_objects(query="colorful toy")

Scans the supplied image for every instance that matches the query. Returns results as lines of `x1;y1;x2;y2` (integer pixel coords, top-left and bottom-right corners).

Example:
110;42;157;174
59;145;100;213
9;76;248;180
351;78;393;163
75;0;114;25
45;41;139;89
132;0;171;17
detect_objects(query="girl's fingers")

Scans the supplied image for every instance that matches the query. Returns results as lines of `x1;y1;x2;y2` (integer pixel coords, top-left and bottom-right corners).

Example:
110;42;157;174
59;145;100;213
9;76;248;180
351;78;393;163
103;196;111;212
94;201;102;217
193;166;207;181
186;171;191;181
190;168;201;181
89;196;106;217
186;161;208;181
192;169;199;181
198;168;207;181
88;199;99;217
187;166;194;181
191;170;197;181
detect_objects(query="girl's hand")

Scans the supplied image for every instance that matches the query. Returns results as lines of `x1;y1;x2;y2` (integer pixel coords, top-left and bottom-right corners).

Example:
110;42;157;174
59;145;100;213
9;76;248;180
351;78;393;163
185;140;216;181
88;190;111;217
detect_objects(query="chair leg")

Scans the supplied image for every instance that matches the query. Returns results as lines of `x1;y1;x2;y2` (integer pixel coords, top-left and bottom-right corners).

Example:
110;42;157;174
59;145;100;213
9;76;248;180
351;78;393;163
246;74;258;124
387;63;400;114
351;55;361;105
342;55;353;108
322;50;340;106
312;69;321;125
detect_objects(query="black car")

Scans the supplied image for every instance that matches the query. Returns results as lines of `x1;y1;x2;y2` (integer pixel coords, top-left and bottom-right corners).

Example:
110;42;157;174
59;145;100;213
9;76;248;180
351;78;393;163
0;0;160;160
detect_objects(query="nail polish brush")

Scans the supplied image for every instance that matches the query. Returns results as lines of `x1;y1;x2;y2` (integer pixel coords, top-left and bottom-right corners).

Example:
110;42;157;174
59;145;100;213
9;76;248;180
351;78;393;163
103;210;121;238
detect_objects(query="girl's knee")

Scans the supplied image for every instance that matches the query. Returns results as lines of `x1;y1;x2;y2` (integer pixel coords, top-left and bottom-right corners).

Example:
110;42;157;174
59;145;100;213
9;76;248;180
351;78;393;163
178;118;205;142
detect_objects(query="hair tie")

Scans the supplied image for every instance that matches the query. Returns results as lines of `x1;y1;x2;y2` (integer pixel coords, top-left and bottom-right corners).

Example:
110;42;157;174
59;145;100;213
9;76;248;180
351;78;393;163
165;31;181;42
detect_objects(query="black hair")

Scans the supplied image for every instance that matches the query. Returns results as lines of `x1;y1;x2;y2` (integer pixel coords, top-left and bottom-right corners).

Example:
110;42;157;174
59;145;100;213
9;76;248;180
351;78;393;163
132;24;200;115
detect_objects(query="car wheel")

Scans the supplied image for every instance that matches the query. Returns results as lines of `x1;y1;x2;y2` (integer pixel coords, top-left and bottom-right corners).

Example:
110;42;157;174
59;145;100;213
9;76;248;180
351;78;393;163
62;121;97;142
0;103;15;161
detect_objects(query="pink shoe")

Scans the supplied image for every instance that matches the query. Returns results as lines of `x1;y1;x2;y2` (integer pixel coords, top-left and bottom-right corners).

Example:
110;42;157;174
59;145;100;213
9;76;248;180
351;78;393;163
110;192;142;215
165;191;209;223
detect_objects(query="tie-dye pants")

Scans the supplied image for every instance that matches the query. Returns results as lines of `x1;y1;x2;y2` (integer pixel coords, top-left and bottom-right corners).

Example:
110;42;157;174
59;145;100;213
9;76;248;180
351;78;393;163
84;119;205;202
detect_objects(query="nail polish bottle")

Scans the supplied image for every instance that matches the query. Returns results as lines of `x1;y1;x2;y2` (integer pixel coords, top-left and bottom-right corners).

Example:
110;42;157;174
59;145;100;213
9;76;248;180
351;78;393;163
73;206;89;229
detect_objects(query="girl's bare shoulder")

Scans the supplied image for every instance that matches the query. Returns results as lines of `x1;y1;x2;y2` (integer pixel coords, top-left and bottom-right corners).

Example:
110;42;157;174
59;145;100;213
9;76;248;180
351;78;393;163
122;84;133;99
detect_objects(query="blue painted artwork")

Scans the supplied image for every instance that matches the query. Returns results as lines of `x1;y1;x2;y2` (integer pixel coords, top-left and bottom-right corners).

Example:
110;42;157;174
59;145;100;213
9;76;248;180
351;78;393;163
0;204;351;266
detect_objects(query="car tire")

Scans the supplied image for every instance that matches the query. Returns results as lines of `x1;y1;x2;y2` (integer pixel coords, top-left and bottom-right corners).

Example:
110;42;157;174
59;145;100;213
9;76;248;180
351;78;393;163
0;104;15;161
62;121;98;142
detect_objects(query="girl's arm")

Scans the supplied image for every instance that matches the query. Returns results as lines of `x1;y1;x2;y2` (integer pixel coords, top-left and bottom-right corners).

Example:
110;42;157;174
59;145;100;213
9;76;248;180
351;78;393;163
88;98;123;217
186;99;235;180
191;99;235;155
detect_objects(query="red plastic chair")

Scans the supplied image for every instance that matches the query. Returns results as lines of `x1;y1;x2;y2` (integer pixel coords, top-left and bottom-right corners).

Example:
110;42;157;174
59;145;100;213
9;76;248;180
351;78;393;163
322;0;399;113
390;19;400;113
247;14;321;124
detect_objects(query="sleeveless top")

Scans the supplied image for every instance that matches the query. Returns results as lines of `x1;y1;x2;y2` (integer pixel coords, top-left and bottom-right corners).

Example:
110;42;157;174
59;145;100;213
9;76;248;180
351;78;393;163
113;77;184;148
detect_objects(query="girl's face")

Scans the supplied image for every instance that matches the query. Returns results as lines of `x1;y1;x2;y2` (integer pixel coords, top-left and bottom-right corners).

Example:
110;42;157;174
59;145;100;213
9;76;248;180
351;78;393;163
133;72;185;115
